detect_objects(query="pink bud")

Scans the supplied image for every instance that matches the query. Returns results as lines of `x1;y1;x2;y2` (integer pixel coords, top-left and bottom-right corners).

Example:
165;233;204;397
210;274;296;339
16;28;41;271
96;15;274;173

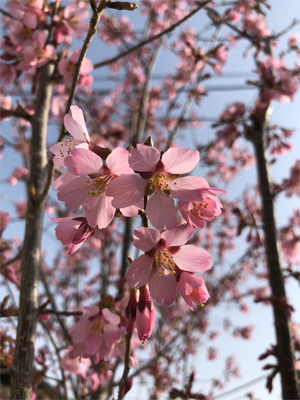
136;285;155;343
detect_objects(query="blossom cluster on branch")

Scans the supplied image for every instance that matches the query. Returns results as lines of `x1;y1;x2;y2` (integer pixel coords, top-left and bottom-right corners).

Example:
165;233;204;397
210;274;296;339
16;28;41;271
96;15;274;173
50;105;226;348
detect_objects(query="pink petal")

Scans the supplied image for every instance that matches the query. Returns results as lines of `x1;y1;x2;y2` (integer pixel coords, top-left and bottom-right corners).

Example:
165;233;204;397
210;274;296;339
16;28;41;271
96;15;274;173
103;324;121;346
81;306;100;319
161;223;194;247
133;227;161;252
146;192;177;230
120;201;143;217
106;147;133;176
149;273;176;305
24;12;37;30
102;308;120;325
81;58;94;74
32;30;47;48
84;334;102;355
86;195;115;229
125;255;153;288
70;105;90;141
50;140;88;168
129;144;160;172
65;148;102;175
107;175;147;208
57;176;90;209
176;272;206;310
172;245;212;272
72;320;90;343
53;170;77;190
64;107;89;142
51;217;81;245
169;176;210;202
136;306;155;341
162;148;199;174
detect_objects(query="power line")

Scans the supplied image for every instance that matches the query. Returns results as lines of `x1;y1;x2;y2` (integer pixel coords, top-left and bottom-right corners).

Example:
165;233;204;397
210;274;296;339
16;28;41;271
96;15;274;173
93;72;254;81
214;374;269;399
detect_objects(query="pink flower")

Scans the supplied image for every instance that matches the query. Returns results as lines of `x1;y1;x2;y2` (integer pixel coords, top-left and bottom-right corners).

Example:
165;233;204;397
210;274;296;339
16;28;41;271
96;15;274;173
50;105;90;168
125;288;139;334
58;50;93;87
60;348;89;378
136;285;155;343
51;217;97;255
178;194;224;228
176;272;210;310
63;5;89;39
70;306;121;363
125;224;212;305
106;144;219;230
56;147;143;228
0;211;10;235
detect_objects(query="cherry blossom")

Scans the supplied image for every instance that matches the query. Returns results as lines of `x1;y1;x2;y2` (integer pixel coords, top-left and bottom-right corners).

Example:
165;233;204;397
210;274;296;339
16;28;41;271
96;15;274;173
178;193;224;228
58;50;93;87
50;105;90;169
51;217;97;255
107;144;224;230
126;224;212;305
69;306;121;363
56;147;143;229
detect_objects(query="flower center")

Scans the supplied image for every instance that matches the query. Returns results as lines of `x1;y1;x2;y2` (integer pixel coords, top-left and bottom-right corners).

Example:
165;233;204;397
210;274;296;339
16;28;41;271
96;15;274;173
192;197;210;217
153;248;176;275
86;176;112;198
59;138;82;158
89;318;103;336
148;173;169;194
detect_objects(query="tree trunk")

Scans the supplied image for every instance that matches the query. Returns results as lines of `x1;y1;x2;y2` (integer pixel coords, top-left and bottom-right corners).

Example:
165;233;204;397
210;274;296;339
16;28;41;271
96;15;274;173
251;116;300;400
10;63;54;400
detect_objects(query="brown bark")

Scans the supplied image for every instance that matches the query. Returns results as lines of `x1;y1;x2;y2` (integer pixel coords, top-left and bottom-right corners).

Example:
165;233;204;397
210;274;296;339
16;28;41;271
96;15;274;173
10;63;54;400
250;115;300;400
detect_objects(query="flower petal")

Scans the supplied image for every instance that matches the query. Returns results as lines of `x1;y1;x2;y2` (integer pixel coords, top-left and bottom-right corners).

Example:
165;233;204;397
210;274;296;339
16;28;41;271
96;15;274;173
173;245;212;272
102;308;120;325
65;148;103;175
51;217;82;245
149;273;176;305
129;144;160;172
169;176;210;202
86;195;115;229
53;170;78;190
120;201;144;217
71;320;90;343
64;105;90;142
125;255;153;288
133;227;161;252
161;223;194;247
103;323;121;346
162;148;199;174
106;147;133;176
57;176;90;209
107;174;147;208
146;192;177;231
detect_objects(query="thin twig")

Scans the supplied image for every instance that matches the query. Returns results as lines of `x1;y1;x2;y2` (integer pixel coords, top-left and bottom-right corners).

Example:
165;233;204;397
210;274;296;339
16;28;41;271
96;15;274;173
94;1;211;69
1;252;22;272
40;0;107;204
118;333;132;400
0;108;32;122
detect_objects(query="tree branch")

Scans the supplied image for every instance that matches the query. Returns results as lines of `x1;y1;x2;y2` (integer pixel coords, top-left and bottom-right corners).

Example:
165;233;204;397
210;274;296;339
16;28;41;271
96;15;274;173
93;1;211;69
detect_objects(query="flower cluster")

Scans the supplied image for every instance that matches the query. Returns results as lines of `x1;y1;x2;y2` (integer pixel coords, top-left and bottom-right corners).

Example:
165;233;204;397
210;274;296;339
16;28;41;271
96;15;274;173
50;105;225;349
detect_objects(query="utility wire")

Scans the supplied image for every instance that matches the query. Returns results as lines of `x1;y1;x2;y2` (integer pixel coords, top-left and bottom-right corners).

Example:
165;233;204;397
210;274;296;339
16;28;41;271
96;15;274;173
214;374;269;399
